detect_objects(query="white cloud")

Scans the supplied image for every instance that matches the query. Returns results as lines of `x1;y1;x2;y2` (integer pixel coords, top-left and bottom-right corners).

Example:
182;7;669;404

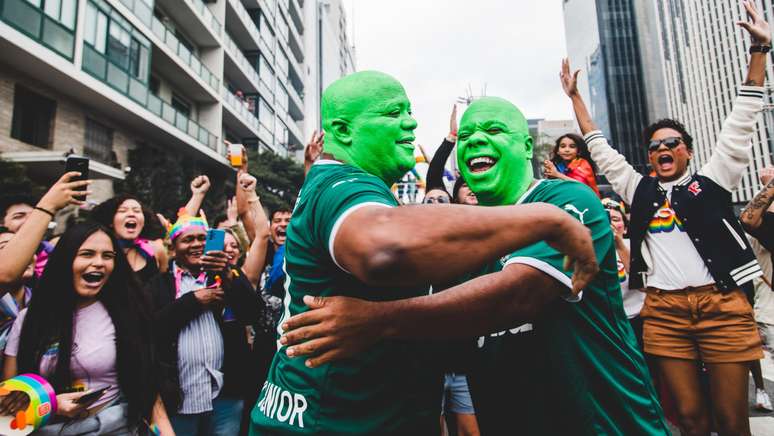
342;0;575;155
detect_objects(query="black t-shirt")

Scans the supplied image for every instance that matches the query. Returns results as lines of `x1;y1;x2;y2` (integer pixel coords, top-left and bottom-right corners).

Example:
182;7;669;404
747;211;774;286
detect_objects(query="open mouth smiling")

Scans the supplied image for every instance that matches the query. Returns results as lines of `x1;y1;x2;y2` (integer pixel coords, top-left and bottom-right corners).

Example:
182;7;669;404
467;156;498;174
82;271;105;284
656;154;674;170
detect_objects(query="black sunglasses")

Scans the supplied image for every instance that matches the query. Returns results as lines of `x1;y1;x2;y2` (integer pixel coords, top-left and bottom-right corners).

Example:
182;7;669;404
423;196;451;204
647;137;683;153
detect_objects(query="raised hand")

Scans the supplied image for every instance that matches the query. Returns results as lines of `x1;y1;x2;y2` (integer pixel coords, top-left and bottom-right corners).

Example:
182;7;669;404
190;175;211;195
560;58;581;98
737;0;771;45
305;131;324;165
37;172;92;212
543;160;559;179
224;197;238;227
449;104;458;140
760;167;774;186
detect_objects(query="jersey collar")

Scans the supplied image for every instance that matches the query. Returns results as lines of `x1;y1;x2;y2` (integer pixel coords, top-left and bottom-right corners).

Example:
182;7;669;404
515;179;543;205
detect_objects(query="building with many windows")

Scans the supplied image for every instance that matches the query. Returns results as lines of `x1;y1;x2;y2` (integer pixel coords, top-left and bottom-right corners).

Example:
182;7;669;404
0;0;354;201
653;0;774;202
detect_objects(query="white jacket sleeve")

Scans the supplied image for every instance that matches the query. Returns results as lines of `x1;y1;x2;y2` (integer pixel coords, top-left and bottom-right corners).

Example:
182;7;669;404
698;86;765;191
584;131;643;204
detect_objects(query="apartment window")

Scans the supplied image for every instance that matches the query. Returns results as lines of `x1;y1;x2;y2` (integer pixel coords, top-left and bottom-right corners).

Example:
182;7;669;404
258;98;274;134
11;86;56;148
84;118;114;163
172;94;191;118
276;49;289;77
129;38;149;80
107;22;131;69
149;76;161;95
259;56;275;92
84;2;108;53
43;0;76;29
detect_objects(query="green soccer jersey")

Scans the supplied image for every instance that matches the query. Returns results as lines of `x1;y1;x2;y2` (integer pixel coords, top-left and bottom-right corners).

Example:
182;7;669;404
250;161;441;435
469;179;668;435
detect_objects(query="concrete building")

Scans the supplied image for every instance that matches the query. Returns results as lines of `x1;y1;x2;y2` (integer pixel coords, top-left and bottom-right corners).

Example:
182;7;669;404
0;0;354;201
562;0;668;174
528;118;578;177
653;0;774;202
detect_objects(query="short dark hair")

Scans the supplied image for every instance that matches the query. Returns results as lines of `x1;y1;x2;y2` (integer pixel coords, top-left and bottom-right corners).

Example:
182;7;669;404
642;119;693;150
270;207;292;222
0;194;37;220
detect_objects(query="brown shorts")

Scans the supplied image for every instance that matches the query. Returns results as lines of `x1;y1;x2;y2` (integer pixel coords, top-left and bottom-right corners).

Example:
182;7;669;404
640;285;763;363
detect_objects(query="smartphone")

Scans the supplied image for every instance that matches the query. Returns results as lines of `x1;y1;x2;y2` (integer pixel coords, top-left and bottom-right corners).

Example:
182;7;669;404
229;143;244;168
74;385;110;406
204;228;226;254
65;156;89;201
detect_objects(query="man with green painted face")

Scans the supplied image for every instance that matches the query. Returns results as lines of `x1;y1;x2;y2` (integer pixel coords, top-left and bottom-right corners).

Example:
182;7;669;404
249;70;599;434
278;95;669;434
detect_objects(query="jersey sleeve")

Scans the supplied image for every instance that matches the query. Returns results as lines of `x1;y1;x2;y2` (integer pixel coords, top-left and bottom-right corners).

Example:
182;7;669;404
503;181;612;302
313;174;396;271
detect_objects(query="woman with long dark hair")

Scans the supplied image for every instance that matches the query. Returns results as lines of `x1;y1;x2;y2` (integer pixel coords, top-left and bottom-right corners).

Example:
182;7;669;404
92;195;168;282
543;133;600;196
1;222;173;435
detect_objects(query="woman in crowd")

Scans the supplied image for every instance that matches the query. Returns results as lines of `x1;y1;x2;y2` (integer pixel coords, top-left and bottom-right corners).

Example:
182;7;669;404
453;179;478;205
0;230;34;364
2;222;174;435
543;133;600;196
93;194;167;282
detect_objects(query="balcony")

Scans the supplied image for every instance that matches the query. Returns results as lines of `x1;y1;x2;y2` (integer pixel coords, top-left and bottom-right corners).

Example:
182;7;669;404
287;0;303;38
82;44;220;152
149;15;220;92
0;0;76;60
223;32;274;104
221;85;263;140
284;114;303;147
153;0;222;46
225;0;275;61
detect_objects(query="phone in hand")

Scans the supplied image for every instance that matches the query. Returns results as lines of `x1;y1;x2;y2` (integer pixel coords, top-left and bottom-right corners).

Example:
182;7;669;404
65;156;89;201
74;385;110;407
204;229;226;254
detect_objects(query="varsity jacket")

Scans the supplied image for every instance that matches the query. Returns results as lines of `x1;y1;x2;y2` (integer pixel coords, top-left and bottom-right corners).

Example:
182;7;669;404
585;85;765;291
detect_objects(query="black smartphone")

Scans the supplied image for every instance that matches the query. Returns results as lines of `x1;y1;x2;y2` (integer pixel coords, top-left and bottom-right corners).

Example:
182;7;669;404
74;385;110;406
65;156;89;201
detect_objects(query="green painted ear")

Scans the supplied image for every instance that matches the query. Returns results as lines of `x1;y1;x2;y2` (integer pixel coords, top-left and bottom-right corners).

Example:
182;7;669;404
524;135;534;159
330;118;352;146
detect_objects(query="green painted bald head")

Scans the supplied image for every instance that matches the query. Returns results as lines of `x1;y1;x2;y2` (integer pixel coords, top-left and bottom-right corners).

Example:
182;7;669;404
321;71;418;185
457;97;534;206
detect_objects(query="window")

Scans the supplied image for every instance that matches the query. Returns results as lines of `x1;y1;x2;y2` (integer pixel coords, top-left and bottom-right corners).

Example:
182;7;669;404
11;85;56;148
149;76;161;95
107;22;131;68
129;38;149;80
259;55;275;92
258;98;274;134
172;94;191;118
42;0;77;29
84;118;114;163
85;2;109;53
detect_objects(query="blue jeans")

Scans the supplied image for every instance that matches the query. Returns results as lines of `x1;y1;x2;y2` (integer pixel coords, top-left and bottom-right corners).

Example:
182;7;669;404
170;396;243;436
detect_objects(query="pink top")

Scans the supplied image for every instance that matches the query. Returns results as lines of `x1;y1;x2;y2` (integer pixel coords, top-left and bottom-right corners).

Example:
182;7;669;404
5;302;120;410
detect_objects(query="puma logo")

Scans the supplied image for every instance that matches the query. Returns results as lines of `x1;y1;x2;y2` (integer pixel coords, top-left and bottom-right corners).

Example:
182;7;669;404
332;178;358;188
564;204;589;224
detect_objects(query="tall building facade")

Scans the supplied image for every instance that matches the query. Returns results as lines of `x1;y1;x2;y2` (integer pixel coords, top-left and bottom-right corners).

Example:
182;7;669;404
653;0;774;202
563;0;667;174
0;0;354;200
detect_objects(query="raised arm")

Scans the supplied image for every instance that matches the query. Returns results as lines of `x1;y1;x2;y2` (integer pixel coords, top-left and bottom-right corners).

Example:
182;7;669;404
741;167;774;232
700;0;769;190
0;173;89;286
183;175;210;217
334;202;597;292
561;58;642;203
304;131;324;176
236;172;271;289
426;106;458;190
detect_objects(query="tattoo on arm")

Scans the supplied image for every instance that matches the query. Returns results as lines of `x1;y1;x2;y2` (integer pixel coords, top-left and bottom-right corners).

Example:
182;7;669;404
744;181;774;220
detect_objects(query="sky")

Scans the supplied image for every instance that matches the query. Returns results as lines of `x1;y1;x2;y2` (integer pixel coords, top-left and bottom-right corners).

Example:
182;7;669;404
341;0;575;155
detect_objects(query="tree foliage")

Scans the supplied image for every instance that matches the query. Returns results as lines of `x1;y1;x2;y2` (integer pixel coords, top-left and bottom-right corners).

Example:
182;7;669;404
246;148;304;213
0;157;46;200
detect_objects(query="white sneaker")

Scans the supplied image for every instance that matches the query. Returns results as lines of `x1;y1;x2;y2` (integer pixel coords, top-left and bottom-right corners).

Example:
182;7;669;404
756;388;773;412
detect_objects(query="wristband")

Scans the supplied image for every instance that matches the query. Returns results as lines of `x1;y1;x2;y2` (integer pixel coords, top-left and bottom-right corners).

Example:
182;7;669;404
750;44;771;54
33;206;55;218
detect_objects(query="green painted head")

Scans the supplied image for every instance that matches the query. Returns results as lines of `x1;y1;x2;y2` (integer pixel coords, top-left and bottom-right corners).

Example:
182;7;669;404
457;97;534;206
321;71;418;185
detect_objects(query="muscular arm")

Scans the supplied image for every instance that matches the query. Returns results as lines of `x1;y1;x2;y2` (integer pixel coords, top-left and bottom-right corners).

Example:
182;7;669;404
281;264;566;366
334;202;594;288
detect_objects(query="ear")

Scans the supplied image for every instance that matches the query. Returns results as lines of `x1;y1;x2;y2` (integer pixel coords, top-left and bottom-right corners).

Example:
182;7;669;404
524;136;534;159
330;118;352;146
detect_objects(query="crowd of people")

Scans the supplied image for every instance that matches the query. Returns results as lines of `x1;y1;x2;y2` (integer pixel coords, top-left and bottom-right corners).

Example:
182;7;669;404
0;2;772;435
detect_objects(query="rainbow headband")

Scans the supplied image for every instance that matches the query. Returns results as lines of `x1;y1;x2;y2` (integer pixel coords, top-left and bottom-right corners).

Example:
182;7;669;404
0;374;57;434
166;210;208;241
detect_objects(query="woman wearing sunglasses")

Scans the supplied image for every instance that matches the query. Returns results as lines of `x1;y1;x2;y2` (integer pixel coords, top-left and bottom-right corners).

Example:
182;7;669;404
560;4;769;433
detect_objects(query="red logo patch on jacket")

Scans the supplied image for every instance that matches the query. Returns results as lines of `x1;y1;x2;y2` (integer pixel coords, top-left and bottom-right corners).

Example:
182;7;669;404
688;181;702;196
